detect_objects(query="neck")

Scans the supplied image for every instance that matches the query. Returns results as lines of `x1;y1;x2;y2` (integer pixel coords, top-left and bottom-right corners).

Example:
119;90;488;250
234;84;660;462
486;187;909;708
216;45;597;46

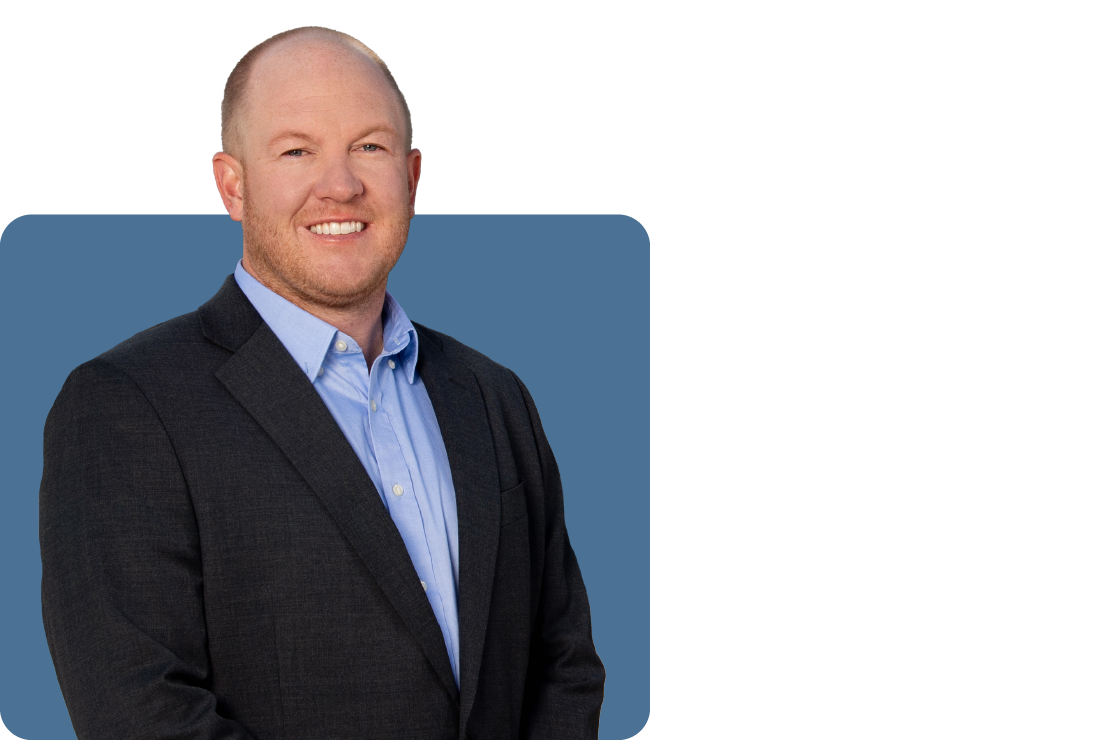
242;258;387;366
303;294;387;366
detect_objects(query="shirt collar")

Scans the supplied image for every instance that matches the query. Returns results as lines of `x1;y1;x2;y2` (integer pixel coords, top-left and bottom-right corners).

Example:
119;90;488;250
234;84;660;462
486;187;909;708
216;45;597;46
381;291;420;384
234;260;419;384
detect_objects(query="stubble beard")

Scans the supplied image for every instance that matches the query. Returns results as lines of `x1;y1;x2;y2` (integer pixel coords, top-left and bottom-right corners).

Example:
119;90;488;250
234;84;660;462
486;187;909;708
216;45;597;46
240;177;410;312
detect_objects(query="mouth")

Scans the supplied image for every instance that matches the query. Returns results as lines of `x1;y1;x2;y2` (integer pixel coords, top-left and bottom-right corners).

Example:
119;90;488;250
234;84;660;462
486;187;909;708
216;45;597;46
306;220;367;235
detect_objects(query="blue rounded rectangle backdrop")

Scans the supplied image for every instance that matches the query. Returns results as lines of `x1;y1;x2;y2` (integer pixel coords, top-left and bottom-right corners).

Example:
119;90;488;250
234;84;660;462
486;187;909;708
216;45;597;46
0;215;648;740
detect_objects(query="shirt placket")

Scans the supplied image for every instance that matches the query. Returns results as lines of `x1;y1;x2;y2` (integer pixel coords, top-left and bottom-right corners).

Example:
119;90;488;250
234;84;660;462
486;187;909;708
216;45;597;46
367;354;436;590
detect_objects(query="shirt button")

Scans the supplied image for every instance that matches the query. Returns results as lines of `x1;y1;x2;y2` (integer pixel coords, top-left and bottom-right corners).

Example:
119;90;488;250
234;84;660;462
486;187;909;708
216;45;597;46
388;359;396;369
370;400;377;412
420;581;427;591
335;340;347;351
392;483;403;496
316;367;324;377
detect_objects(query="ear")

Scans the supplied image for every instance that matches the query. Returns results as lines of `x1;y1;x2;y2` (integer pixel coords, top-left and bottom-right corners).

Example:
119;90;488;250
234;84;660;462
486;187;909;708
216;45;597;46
406;148;422;218
212;152;246;222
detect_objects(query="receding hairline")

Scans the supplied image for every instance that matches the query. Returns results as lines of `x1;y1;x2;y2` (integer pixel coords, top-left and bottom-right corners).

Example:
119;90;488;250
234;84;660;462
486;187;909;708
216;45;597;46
221;27;413;157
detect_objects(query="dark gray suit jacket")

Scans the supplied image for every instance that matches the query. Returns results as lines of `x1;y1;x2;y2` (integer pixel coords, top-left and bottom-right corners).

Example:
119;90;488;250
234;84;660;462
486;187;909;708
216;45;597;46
40;276;604;740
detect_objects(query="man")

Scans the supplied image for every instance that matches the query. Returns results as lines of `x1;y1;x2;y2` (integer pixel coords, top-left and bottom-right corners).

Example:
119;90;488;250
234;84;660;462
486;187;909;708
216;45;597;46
40;26;604;740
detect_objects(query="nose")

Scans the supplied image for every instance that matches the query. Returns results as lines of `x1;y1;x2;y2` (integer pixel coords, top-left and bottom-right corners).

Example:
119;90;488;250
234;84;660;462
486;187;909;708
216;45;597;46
313;153;363;202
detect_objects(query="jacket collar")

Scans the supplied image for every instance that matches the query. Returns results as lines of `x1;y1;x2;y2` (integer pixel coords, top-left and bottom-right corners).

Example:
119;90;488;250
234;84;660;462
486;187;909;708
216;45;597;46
198;274;263;352
413;323;503;733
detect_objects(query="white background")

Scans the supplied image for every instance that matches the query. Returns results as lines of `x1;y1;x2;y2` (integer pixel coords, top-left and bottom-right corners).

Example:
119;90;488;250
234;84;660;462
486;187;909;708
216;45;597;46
4;1;1112;738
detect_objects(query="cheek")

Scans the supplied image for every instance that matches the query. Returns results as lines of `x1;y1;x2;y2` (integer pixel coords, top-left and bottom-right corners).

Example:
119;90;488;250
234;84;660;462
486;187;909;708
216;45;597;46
251;170;311;221
363;166;412;209
278;179;314;218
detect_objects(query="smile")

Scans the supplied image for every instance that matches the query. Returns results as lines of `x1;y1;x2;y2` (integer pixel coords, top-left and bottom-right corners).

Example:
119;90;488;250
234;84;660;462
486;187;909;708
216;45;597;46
308;221;366;235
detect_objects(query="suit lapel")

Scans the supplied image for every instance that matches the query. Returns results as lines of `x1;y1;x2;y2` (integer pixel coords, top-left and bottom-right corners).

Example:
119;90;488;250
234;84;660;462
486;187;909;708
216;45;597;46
201;277;460;704
415;325;502;734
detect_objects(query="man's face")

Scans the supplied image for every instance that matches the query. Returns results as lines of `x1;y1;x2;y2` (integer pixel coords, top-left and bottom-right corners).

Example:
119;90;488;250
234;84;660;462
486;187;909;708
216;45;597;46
217;40;420;309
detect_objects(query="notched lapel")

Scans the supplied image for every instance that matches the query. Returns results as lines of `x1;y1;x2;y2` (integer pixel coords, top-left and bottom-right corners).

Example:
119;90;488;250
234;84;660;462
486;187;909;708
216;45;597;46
416;328;502;731
214;319;460;705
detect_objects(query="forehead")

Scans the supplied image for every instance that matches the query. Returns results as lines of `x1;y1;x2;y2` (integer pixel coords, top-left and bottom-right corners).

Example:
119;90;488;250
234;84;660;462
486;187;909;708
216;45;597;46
242;38;400;138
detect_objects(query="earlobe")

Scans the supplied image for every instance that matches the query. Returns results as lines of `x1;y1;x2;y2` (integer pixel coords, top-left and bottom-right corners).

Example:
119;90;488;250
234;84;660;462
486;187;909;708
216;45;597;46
212;153;245;222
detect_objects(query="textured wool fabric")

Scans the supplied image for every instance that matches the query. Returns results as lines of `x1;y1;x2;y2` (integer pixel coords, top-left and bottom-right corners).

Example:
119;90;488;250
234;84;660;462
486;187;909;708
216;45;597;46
40;275;605;740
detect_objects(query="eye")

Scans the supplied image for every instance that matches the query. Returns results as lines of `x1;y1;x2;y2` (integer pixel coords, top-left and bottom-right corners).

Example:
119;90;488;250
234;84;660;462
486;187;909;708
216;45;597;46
285;149;305;157
360;144;380;152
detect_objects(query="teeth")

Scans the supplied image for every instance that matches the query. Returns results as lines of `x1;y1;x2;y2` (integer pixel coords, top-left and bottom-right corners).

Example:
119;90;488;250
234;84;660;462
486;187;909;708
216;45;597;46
310;221;364;235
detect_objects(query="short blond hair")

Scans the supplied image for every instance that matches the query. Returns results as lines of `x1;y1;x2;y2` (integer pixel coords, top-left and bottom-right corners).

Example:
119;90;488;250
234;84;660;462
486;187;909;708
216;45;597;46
221;26;413;156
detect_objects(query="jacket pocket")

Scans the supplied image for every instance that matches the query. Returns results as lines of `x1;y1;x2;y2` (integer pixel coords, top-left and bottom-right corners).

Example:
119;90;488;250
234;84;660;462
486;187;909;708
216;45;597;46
499;481;527;527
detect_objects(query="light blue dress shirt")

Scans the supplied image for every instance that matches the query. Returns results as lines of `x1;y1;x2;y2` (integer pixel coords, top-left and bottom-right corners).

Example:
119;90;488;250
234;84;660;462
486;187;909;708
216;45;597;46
235;262;461;686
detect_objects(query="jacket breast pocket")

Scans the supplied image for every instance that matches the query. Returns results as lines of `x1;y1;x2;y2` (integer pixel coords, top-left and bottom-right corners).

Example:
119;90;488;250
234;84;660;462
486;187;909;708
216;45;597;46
500;481;527;527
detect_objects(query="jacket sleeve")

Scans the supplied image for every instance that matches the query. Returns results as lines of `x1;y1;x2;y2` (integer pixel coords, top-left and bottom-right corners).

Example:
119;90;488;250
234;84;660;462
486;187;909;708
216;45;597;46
40;359;255;740
512;372;606;740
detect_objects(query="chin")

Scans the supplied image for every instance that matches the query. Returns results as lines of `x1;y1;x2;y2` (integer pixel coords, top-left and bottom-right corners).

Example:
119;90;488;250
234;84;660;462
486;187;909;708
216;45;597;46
302;264;384;304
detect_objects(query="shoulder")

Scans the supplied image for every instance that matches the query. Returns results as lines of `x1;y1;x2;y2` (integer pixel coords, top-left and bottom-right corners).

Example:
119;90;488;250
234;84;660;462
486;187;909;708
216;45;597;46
412;323;554;474
98;311;210;367
97;308;234;381
55;310;226;412
415;321;519;384
412;321;539;416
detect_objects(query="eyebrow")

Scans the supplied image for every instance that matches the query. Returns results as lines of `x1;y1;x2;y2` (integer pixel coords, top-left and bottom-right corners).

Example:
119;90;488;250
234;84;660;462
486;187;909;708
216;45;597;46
269;132;316;148
269;125;398;149
352;125;397;140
